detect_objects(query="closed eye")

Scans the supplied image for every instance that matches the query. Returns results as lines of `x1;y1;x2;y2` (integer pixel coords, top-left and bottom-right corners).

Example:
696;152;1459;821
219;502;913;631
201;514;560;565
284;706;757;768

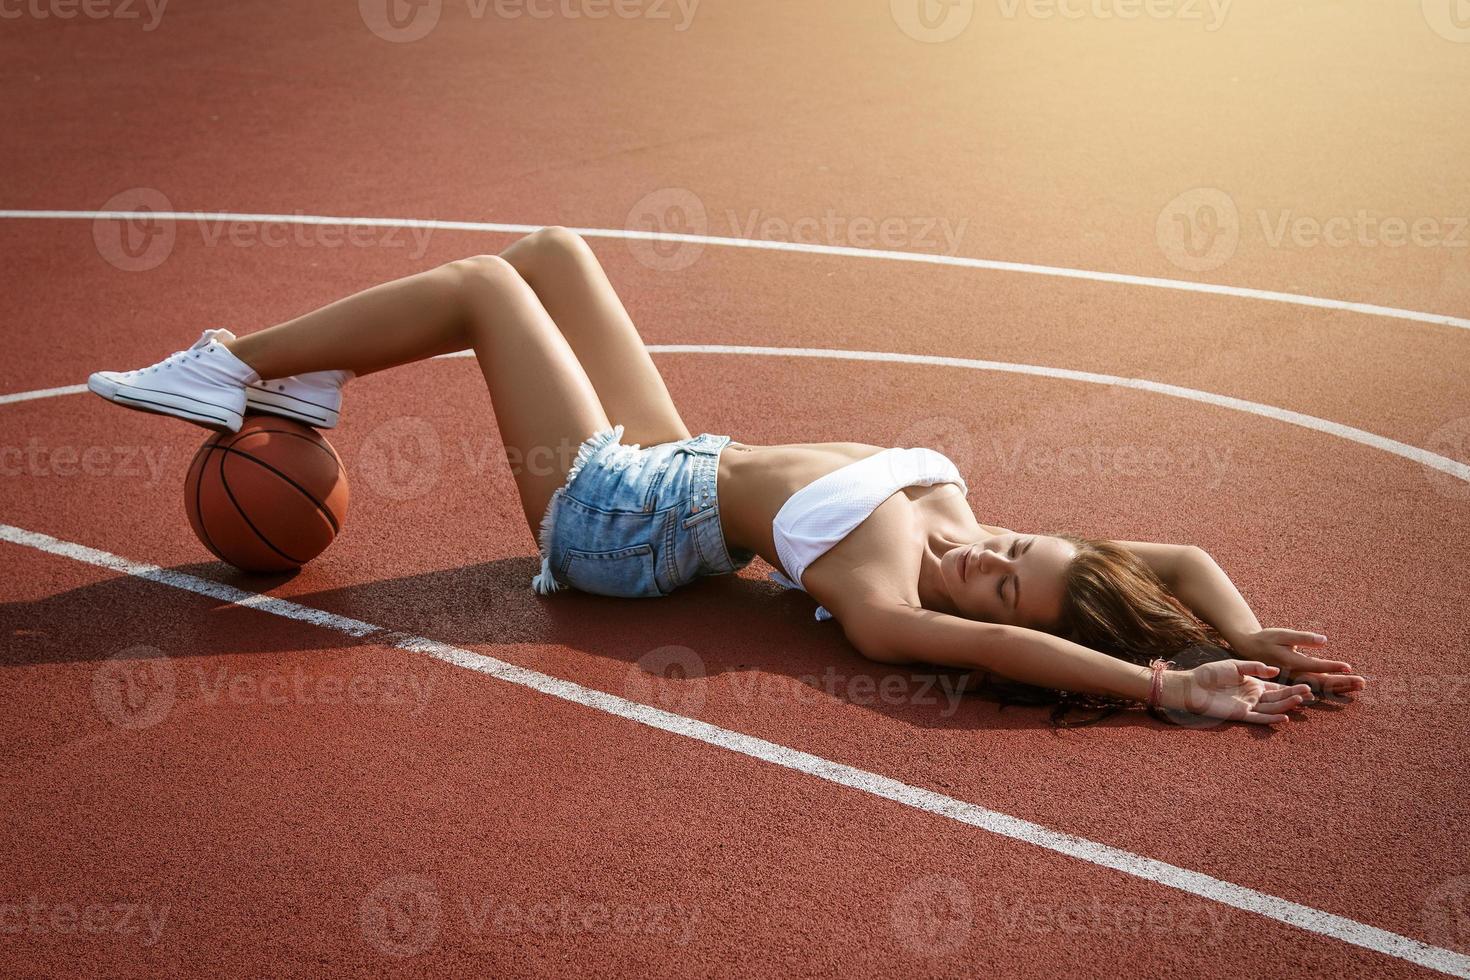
1007;537;1027;608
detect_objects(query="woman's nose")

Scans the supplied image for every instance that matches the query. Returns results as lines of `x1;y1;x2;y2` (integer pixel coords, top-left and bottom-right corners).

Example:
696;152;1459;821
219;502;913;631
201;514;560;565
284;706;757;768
975;548;1014;574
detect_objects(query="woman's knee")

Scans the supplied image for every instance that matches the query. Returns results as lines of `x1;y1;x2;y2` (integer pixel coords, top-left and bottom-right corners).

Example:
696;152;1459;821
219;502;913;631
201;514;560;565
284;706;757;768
442;253;533;303
503;226;589;272
447;252;520;283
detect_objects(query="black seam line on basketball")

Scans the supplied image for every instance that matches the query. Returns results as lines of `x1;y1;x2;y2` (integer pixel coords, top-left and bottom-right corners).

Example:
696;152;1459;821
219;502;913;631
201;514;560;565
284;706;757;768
234;428;344;473
115;392;231;426
216;447;308;565
191;445;226;564
212;444;342;535
247;387;335;413
112;384;238;415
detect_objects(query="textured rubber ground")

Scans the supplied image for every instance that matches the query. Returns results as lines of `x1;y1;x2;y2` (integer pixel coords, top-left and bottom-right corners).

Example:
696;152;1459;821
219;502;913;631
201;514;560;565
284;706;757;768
1;2;1466;977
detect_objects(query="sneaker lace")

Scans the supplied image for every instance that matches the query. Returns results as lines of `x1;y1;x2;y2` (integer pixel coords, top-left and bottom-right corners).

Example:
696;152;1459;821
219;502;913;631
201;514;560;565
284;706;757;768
144;342;214;374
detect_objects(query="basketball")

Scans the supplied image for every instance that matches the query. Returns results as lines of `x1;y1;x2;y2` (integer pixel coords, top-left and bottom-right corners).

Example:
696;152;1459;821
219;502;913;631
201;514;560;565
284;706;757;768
184;416;350;572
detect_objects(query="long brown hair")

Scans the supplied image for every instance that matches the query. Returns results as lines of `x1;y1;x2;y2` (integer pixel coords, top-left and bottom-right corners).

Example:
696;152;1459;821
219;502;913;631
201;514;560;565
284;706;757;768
974;533;1232;726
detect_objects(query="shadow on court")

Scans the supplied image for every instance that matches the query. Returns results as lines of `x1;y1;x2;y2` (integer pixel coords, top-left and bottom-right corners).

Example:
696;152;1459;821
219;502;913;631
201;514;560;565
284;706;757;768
0;555;1267;733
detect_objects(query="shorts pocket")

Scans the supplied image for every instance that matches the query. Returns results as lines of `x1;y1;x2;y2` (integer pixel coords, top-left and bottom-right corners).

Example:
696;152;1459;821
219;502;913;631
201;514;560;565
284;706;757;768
560;543;665;598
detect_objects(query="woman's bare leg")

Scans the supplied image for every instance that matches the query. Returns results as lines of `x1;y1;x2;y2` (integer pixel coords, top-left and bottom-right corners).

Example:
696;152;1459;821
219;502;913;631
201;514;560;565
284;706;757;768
227;254;611;535
224;263;471;381
501;227;692;447
227;228;691;449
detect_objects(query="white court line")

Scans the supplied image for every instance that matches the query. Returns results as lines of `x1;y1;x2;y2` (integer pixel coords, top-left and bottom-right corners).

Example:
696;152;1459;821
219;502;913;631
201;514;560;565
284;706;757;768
8;347;1466;482
14;345;1470;481
4;208;1469;331
0;382;87;405
1;520;1466;978
449;346;1470;483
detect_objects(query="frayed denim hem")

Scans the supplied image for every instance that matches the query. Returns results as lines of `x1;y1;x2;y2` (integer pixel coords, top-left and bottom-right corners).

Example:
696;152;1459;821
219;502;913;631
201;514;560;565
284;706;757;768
530;424;627;596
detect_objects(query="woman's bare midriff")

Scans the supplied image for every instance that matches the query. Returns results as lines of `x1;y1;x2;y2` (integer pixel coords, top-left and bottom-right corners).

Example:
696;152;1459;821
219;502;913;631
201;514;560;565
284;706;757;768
714;440;979;586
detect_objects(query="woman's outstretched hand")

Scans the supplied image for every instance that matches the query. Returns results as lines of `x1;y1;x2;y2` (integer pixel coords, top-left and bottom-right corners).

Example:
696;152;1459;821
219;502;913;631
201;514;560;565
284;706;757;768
1229;628;1366;696
1161;660;1315;725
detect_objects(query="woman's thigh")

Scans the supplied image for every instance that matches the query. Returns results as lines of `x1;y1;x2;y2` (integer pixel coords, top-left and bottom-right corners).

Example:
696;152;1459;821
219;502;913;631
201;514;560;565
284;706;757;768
500;227;693;448
453;254;612;537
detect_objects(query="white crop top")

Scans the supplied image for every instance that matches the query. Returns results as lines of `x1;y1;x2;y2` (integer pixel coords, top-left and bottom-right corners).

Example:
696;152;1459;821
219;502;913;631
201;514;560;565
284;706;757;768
767;447;969;621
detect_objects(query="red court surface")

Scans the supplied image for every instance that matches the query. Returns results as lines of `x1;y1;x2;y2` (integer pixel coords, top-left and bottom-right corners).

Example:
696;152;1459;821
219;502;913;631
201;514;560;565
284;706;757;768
2;1;1468;977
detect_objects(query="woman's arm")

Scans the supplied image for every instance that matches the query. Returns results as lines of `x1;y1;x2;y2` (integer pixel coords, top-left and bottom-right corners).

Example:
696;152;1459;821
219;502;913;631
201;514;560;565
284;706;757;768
1115;541;1366;696
1113;541;1260;644
834;597;1312;724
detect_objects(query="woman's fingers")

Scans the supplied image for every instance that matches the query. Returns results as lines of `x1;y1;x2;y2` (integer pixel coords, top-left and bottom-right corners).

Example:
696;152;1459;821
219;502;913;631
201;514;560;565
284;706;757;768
1242;709;1293;724
1234;661;1282;680
1272;629;1329;646
1258;686;1311;705
1283;651;1354;672
1303;672;1367;695
1255;692;1306;712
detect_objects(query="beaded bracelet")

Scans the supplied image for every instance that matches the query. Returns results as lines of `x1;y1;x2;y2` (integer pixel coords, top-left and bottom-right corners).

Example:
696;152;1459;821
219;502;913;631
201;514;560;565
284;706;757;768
1146;658;1175;709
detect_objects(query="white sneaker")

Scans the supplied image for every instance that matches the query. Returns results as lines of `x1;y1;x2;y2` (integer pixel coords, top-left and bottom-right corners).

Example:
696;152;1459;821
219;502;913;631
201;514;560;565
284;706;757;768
246;370;351;428
87;329;258;432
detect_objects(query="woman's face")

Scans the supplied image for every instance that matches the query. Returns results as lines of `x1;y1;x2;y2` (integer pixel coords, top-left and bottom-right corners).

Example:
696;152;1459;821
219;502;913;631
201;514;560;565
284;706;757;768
942;531;1075;630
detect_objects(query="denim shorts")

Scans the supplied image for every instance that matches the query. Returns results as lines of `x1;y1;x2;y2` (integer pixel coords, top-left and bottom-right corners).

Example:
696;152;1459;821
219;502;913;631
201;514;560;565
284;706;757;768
530;424;757;599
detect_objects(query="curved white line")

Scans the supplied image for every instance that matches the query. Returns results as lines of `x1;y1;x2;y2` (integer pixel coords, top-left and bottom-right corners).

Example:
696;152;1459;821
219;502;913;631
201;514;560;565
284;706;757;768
5;208;1469;331
0;382;87;405
2;521;1467;979
6;347;1466;483
458;345;1470;483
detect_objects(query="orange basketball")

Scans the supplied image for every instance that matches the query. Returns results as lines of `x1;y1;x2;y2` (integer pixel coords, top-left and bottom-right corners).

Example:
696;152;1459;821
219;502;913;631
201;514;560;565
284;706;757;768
184;416;349;572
